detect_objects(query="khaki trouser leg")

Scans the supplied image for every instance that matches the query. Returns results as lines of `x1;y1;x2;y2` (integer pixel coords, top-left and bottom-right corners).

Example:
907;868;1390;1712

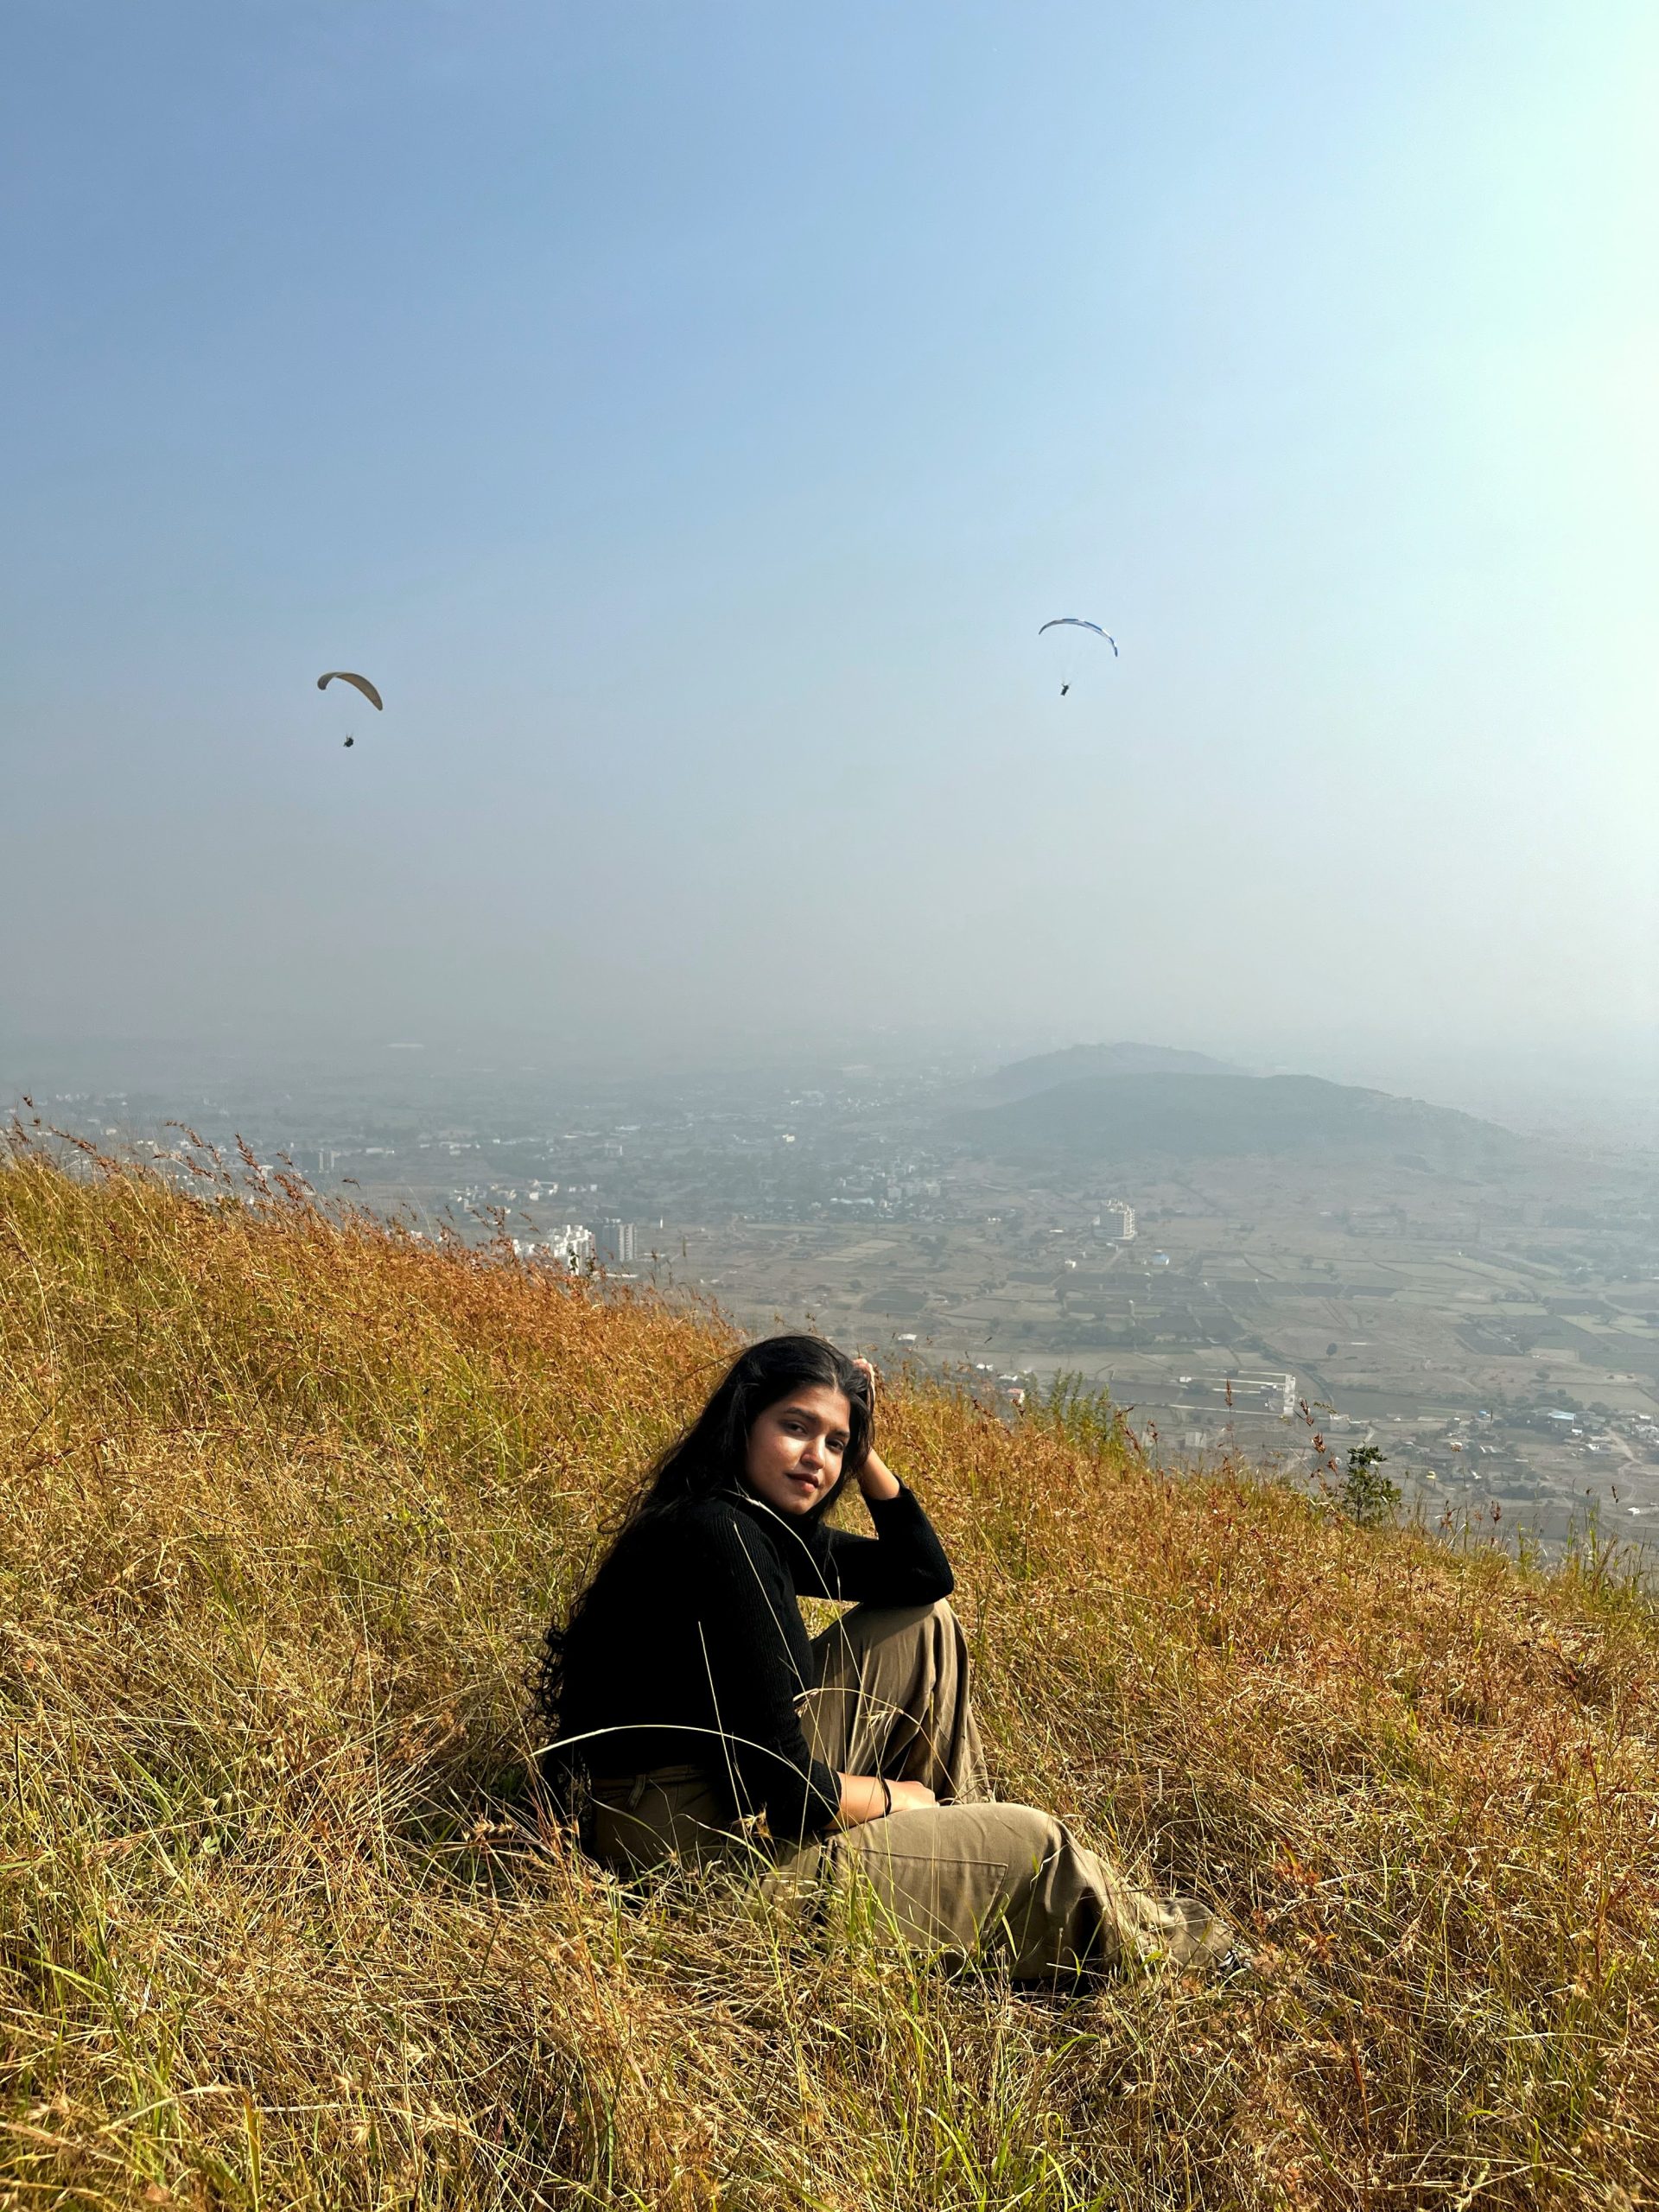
801;1598;988;1802
830;1800;1227;1979
798;1600;1225;1979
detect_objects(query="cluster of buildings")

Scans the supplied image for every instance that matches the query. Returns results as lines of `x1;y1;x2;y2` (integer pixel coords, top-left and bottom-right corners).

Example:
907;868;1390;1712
510;1218;637;1270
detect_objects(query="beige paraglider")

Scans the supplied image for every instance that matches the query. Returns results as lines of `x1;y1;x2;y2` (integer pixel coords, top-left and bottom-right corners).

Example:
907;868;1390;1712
316;671;384;711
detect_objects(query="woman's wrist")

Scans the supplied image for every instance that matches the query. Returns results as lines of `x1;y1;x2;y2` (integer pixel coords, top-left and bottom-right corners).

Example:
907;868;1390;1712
857;1446;902;1502
836;1771;895;1827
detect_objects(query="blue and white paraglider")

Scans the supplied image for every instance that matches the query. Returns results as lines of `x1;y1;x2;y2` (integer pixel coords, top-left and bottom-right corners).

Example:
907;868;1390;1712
1038;618;1117;696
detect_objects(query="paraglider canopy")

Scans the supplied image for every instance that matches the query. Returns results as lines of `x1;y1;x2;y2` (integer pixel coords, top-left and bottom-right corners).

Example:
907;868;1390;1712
316;671;384;711
1037;620;1116;697
1037;619;1117;656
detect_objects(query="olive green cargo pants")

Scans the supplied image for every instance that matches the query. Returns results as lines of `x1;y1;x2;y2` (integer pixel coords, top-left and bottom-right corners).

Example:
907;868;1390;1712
588;1599;1225;1980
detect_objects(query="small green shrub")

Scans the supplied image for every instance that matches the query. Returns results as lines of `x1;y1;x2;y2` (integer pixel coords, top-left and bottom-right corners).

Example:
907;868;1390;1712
1340;1442;1402;1527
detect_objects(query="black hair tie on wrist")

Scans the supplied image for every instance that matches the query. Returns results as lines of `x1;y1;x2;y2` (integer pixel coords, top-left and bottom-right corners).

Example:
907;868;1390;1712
880;1776;893;1817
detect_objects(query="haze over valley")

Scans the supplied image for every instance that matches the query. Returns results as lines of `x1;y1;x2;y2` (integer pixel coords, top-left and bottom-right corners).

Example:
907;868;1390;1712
14;1033;1658;1553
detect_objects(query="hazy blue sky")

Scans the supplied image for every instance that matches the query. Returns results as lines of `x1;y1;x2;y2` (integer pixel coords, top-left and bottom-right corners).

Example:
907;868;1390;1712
3;0;1655;1085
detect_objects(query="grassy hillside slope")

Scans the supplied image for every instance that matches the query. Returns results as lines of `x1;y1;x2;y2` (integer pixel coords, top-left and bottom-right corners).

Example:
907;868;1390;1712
2;1131;1656;2210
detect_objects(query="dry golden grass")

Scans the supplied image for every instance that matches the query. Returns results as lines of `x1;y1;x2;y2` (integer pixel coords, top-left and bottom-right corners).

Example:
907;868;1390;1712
2;1128;1656;2209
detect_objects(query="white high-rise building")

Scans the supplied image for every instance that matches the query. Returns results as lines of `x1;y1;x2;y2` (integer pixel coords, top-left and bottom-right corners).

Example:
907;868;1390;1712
548;1224;595;1270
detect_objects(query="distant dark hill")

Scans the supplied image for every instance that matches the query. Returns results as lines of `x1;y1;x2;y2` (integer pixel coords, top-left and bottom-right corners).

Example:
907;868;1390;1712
957;1041;1244;1109
949;1071;1522;1170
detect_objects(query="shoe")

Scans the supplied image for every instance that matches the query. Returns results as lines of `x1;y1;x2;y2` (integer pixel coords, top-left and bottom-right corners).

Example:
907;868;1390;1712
1161;1897;1233;1972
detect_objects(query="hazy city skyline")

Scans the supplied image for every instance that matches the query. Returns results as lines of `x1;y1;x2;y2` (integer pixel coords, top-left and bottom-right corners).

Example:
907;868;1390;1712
3;1;1655;1084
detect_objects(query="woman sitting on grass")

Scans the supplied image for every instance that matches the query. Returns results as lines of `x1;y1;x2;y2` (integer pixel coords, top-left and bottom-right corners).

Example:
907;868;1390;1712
535;1333;1230;1982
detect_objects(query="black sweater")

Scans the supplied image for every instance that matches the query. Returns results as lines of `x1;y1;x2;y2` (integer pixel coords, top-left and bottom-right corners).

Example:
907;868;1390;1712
557;1482;953;1843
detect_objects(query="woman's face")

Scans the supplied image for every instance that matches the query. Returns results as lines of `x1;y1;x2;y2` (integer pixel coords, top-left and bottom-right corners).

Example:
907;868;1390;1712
744;1385;854;1516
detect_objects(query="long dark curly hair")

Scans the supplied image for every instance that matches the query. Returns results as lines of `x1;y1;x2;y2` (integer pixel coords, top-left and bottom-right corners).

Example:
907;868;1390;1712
531;1333;874;1796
